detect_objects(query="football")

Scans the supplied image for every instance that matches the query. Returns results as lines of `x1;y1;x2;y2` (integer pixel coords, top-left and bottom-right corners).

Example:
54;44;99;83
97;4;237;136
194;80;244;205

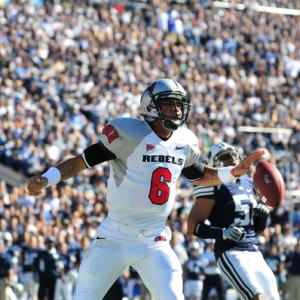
253;161;285;208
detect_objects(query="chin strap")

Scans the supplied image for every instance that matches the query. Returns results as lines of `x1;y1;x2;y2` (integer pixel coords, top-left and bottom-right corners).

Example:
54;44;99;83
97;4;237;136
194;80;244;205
163;119;183;131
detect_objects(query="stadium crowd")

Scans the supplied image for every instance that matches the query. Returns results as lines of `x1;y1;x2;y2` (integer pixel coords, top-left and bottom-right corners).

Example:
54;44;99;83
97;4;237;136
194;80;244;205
0;0;300;299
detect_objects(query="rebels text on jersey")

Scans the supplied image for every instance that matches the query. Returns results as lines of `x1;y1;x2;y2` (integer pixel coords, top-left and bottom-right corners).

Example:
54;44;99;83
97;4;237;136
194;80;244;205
193;177;258;259
98;118;200;231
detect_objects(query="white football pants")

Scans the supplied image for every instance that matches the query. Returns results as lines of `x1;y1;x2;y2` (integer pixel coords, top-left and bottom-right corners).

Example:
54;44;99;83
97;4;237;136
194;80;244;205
73;217;184;300
217;250;280;300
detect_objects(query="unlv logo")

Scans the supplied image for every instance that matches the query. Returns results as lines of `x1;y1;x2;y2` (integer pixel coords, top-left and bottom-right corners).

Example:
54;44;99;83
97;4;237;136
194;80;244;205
146;144;156;151
155;236;167;242
102;124;119;143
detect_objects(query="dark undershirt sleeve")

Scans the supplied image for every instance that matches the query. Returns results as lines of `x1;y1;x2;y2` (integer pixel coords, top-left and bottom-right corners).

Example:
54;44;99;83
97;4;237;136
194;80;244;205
181;161;205;181
81;142;116;168
194;222;223;240
253;215;268;234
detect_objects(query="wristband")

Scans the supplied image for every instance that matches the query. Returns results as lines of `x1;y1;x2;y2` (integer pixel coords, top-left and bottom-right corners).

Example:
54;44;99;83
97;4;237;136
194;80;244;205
230;167;240;178
218;166;239;184
42;167;61;188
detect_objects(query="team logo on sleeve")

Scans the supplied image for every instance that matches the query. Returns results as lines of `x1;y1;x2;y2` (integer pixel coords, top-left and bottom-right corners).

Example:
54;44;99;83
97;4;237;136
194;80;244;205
102;124;119;143
155;236;167;242
146;144;156;151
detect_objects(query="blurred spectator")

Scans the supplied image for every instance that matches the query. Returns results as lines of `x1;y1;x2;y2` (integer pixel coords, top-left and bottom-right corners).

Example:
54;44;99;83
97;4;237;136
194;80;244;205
0;238;13;300
281;221;297;252
277;260;288;300
284;240;300;300
126;267;142;300
294;219;300;240
263;243;286;288
170;229;188;267
34;236;63;300
54;242;75;300
200;240;225;300
21;234;39;300
183;240;204;300
103;276;124;300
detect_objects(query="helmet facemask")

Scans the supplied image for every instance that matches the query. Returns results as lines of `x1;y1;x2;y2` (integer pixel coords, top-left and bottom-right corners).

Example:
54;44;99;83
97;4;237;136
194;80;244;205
150;91;190;131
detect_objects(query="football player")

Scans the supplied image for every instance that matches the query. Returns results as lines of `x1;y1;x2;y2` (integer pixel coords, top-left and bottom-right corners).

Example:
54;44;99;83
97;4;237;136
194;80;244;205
27;79;264;300
188;142;279;300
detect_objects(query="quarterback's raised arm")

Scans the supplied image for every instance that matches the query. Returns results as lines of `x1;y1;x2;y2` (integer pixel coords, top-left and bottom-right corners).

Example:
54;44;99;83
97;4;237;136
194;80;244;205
184;149;265;186
26;142;116;196
26;155;86;196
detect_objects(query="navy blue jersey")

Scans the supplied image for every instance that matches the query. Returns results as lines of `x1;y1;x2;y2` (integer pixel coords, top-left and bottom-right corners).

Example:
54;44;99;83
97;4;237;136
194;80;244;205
193;176;259;259
59;253;73;273
34;249;62;279
0;251;12;278
22;247;40;273
286;251;300;276
184;258;203;280
263;253;285;276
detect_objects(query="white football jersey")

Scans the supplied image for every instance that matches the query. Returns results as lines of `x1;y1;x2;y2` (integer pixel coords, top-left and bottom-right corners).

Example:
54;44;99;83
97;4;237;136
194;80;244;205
100;118;200;231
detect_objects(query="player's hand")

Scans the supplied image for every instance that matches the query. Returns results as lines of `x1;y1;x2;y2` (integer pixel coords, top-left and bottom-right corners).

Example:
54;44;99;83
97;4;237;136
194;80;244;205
26;176;48;196
223;222;246;242
233;150;265;176
254;203;269;217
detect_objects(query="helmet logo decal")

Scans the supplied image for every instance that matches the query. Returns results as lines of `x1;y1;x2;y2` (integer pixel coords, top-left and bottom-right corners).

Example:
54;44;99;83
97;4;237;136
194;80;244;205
148;81;157;92
207;151;211;159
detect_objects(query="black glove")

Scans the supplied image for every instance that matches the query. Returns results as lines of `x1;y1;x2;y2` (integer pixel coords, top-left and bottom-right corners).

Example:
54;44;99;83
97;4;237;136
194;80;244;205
254;203;269;217
223;222;246;242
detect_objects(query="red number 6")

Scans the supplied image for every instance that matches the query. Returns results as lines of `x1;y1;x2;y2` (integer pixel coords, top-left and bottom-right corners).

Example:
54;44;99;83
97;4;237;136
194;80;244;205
149;167;171;205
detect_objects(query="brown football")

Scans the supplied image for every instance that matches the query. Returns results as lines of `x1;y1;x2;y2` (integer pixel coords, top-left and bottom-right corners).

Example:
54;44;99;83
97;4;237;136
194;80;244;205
253;161;285;208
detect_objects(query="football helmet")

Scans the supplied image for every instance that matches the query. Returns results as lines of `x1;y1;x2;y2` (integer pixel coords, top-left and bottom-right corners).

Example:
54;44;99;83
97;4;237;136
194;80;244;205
205;142;242;168
187;241;203;257
140;78;191;131
1;231;13;247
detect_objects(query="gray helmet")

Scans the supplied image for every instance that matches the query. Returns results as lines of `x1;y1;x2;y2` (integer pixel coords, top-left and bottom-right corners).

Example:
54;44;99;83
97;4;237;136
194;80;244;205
140;78;191;131
205;142;241;168
187;241;203;257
